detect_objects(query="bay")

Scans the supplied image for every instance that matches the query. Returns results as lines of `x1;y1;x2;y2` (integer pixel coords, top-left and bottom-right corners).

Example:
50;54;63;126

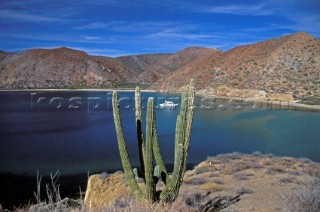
1;90;320;208
0;91;319;176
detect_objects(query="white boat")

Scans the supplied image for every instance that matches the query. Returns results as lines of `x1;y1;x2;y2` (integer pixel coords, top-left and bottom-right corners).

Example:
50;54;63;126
159;101;178;107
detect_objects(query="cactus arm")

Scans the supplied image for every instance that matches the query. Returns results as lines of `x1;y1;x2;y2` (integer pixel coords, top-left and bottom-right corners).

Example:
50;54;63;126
144;97;155;201
171;92;187;183
135;86;145;178
159;143;184;202
152;107;171;186
183;79;195;153
112;91;145;201
179;79;195;180
153;165;160;179
173;92;187;173
159;80;195;202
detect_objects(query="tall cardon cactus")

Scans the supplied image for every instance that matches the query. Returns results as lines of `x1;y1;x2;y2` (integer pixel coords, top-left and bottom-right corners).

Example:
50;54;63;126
112;79;195;203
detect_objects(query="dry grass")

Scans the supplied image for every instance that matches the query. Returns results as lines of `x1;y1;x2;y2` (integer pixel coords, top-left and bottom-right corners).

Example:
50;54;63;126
15;171;84;212
199;182;223;192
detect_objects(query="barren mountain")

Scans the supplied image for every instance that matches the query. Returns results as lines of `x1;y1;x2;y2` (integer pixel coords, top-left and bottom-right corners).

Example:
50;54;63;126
0;32;319;101
118;47;217;85
0;47;211;89
0;47;134;89
155;32;320;101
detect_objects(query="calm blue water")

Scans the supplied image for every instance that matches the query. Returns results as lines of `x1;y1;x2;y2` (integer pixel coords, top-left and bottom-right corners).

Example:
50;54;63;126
0;91;320;176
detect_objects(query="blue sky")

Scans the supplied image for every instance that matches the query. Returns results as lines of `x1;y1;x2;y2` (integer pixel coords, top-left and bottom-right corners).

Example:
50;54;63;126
0;0;319;57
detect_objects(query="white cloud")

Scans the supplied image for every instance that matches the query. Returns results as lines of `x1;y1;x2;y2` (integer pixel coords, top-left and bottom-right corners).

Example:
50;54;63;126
203;4;273;16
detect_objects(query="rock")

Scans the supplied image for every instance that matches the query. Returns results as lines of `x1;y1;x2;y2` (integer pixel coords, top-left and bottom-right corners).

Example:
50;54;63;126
84;171;131;209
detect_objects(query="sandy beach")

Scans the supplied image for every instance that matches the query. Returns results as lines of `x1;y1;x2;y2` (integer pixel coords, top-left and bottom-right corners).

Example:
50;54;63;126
196;93;320;112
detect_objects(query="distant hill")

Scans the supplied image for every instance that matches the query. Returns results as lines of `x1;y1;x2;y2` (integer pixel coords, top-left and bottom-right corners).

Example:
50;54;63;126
0;47;132;89
0;32;319;101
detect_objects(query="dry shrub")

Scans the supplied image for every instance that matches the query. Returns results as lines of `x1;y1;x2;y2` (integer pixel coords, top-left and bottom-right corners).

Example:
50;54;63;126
269;165;285;173
184;176;209;185
223;161;251;175
233;173;248;181
282;177;320;212
236;187;254;195
263;159;272;166
299;158;313;164
194;166;211;175
200;182;223;192
207;172;220;178
252;151;262;156
226;152;243;160
107;196;192;212
212;179;225;185
279;176;296;184
185;192;205;207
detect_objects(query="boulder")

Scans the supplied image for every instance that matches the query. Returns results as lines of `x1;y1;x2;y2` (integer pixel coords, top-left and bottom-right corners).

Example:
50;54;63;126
84;171;131;209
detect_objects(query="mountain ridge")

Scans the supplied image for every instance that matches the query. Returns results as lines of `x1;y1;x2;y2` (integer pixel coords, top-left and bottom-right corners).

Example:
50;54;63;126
0;32;319;101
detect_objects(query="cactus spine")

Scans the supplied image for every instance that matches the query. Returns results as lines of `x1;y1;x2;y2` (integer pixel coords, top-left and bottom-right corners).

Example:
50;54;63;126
112;79;195;203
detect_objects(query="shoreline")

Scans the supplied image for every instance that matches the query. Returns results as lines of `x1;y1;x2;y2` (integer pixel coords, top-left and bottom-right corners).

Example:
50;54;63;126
197;93;320;112
0;88;319;112
0;88;157;92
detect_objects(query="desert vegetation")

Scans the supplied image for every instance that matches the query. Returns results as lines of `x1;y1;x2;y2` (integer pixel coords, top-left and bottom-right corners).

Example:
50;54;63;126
12;153;320;211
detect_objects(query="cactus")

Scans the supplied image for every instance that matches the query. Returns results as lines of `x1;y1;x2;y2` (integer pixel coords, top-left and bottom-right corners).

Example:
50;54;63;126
112;79;195;203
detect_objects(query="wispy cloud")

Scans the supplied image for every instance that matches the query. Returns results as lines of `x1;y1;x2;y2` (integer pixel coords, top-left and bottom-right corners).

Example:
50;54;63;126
83;36;101;41
73;22;109;30
147;31;213;40
263;0;320;36
7;33;114;44
73;21;198;33
202;4;273;16
278;14;320;36
0;9;65;23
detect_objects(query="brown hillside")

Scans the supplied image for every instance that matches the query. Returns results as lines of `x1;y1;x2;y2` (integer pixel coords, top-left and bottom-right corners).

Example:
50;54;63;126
0;47;132;89
154;48;223;91
156;32;320;101
0;47;211;89
118;47;216;85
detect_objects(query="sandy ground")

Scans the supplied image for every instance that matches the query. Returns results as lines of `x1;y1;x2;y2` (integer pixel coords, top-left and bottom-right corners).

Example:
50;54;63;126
180;153;320;211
